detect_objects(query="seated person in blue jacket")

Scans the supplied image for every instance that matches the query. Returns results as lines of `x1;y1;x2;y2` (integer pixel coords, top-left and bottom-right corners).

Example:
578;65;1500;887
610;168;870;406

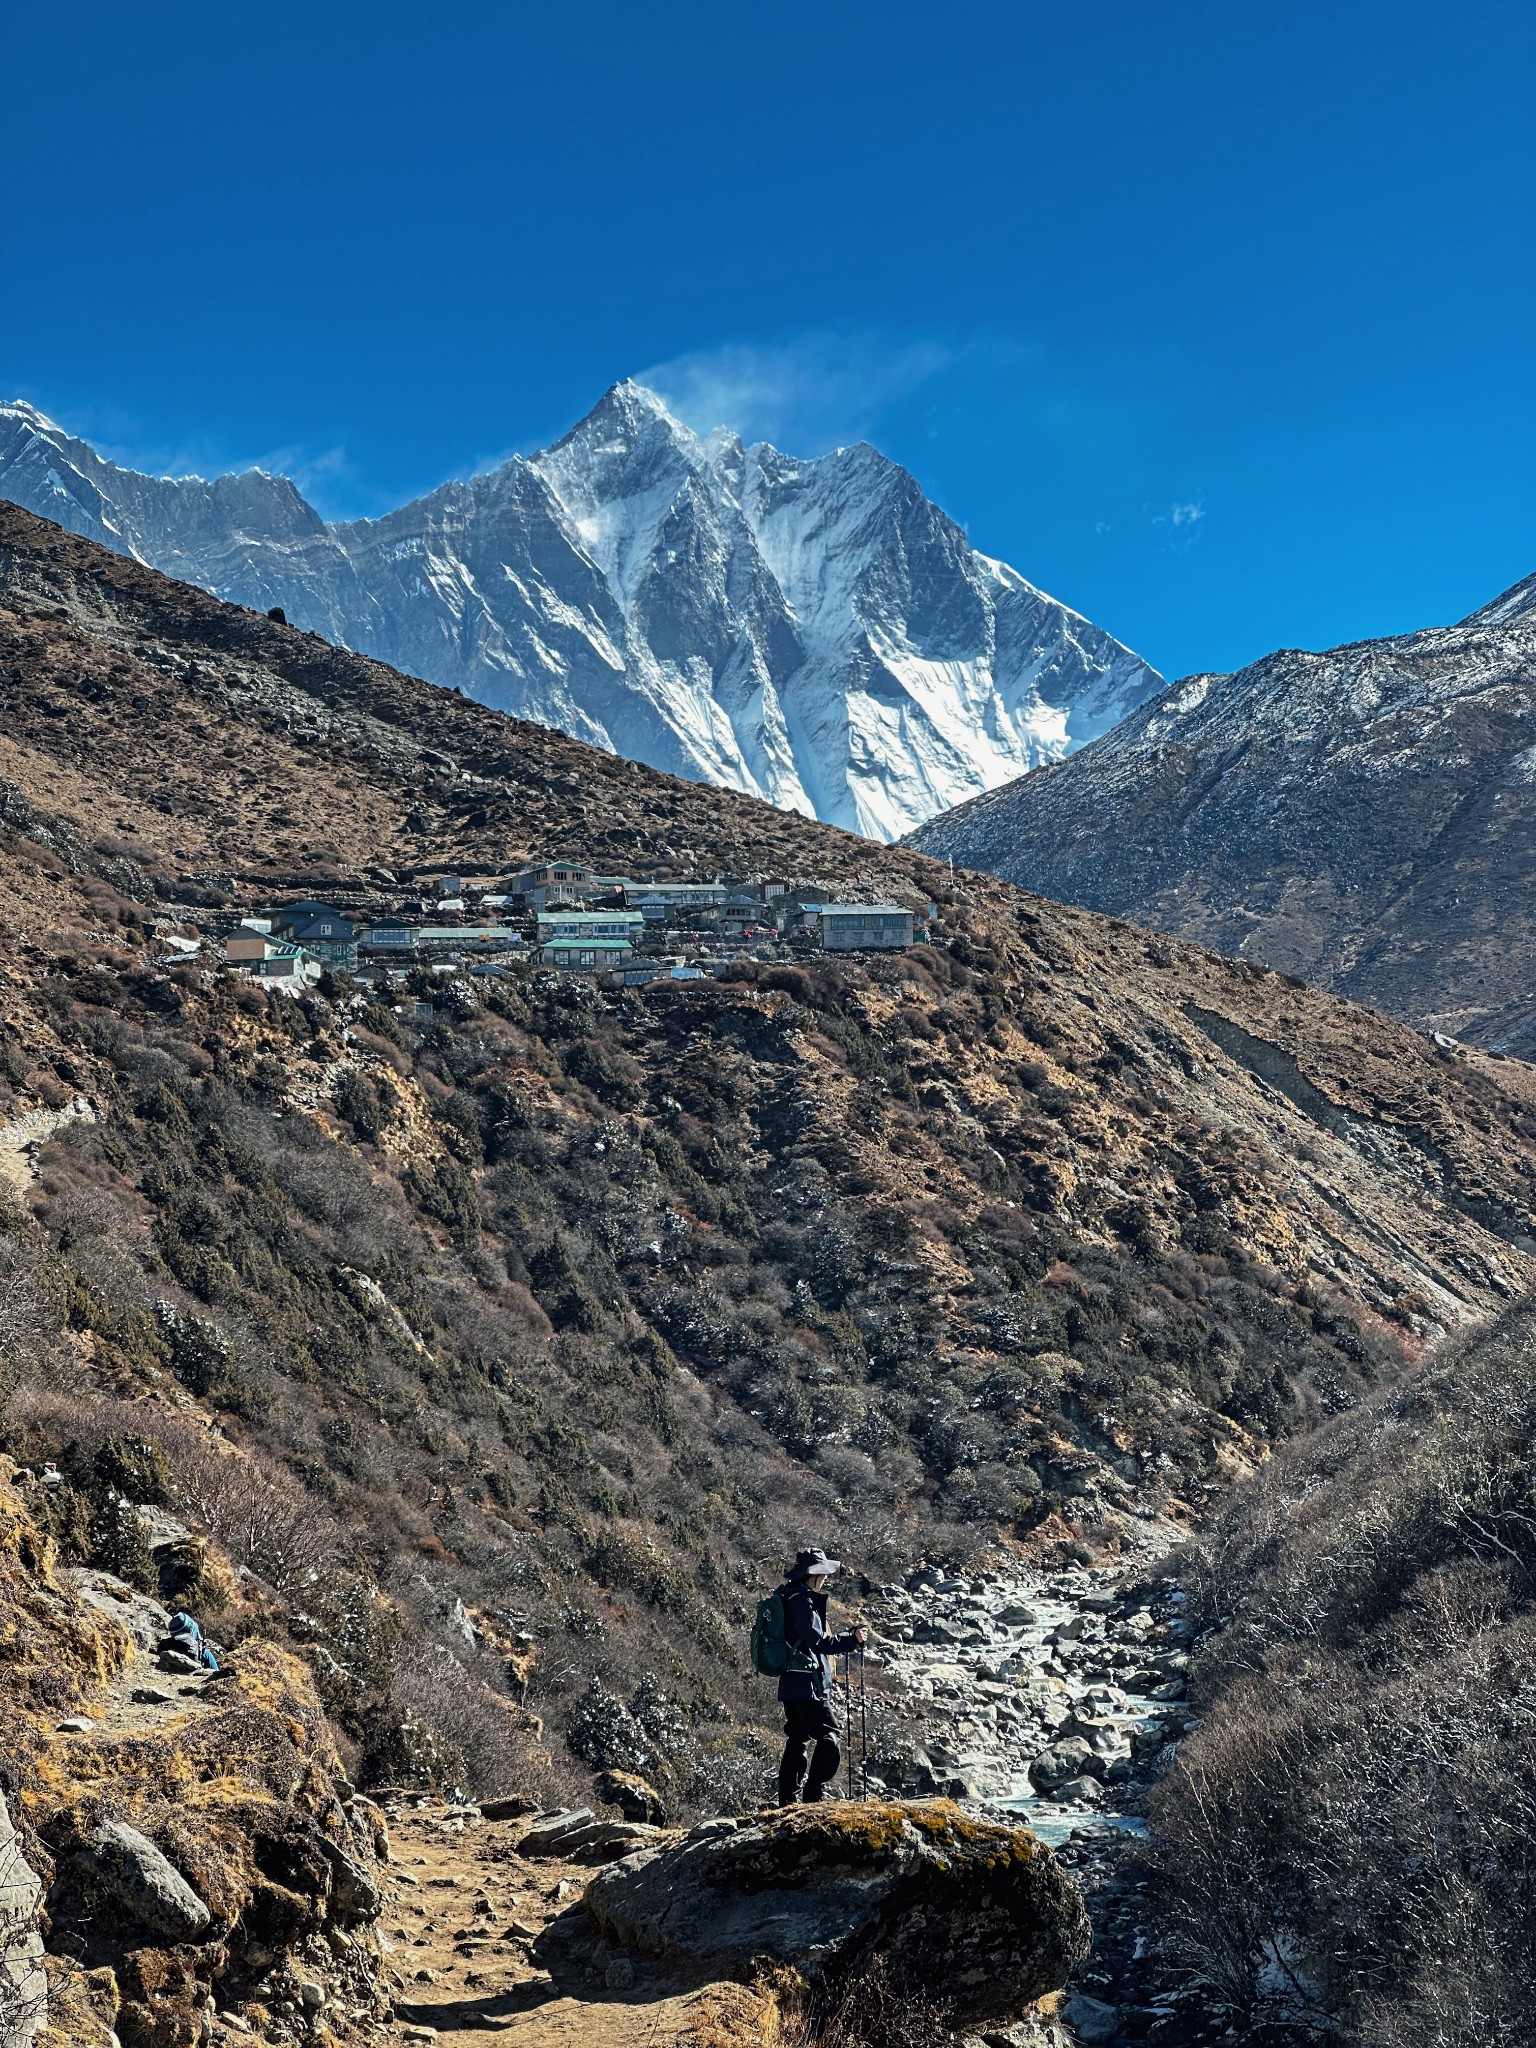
776;1549;868;1805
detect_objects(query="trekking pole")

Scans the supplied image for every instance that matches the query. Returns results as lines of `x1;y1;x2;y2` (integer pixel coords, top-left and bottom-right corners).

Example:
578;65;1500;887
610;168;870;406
843;1648;853;1800
859;1643;869;1801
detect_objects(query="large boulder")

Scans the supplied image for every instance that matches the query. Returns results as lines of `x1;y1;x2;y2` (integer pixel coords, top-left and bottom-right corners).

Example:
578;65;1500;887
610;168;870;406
85;1823;211;1942
580;1800;1089;2029
1027;1738;1096;1793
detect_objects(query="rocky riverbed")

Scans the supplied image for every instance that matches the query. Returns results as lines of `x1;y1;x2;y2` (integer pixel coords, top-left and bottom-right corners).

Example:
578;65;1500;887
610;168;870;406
856;1537;1206;2047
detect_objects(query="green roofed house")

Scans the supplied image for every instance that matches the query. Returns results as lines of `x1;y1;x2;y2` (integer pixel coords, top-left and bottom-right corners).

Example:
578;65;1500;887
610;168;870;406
272;905;358;971
224;925;323;986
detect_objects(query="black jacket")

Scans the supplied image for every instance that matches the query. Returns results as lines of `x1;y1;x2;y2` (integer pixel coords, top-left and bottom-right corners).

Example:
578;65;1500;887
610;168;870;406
776;1582;858;1703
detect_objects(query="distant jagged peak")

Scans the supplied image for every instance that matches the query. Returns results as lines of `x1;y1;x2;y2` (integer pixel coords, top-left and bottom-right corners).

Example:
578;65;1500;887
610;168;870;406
0;397;66;434
531;380;709;543
600;376;691;427
543;379;700;467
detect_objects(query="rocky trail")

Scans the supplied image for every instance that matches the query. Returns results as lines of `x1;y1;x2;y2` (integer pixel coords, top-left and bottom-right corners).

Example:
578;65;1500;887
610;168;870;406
362;1799;788;2048
0;1097;96;1199
337;1543;1196;2048
24;1518;1196;2048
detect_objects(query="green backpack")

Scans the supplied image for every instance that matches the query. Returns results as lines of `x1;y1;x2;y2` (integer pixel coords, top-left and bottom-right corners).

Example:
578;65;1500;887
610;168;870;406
750;1591;815;1678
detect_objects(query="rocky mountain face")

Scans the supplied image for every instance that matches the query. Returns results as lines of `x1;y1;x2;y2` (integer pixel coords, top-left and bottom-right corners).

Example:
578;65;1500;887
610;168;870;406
911;577;1536;1051
0;386;1160;840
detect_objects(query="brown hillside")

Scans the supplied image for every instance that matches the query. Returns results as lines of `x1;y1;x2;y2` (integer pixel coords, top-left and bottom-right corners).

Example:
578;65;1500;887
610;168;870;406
1;494;1535;1819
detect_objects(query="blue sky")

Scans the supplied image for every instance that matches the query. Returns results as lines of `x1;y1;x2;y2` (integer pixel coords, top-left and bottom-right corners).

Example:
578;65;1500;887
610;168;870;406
3;0;1531;680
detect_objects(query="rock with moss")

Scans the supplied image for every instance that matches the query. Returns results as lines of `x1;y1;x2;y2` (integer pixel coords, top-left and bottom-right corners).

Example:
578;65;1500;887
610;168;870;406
594;1770;666;1825
577;1799;1089;2029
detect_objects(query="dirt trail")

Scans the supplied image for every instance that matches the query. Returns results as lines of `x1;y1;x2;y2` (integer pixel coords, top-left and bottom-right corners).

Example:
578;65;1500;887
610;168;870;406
0;1098;96;1197
376;1799;776;2047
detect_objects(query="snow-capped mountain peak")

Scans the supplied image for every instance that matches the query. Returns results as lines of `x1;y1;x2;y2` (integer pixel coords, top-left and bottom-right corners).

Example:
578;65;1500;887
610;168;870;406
0;383;1162;838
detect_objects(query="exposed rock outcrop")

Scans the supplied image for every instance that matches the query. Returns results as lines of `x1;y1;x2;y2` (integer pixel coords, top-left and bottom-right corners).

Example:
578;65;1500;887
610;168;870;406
578;1800;1089;2029
0;1471;391;2047
0;1792;46;2048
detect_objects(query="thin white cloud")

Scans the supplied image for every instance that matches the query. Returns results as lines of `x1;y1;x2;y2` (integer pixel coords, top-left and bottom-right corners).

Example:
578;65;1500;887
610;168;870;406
637;332;959;451
1151;498;1208;552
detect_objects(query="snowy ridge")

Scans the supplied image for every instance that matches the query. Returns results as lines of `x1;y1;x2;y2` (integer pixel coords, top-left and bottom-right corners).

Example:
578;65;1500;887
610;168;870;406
0;382;1161;838
909;590;1536;1049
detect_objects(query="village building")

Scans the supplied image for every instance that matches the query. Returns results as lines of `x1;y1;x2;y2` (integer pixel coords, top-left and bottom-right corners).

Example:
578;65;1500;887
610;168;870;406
536;908;646;946
225;925;278;966
538;936;635;972
813;903;916;952
415;925;520;956
224;926;323;986
718;886;772;938
272;900;347;929
628;880;728;917
511;860;593;909
273;904;359;971
358;919;416;953
607;959;707;986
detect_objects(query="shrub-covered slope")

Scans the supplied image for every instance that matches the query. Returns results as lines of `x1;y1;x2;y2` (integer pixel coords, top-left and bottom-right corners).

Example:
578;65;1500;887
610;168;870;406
1152;1299;1536;2045
2;500;1536;1807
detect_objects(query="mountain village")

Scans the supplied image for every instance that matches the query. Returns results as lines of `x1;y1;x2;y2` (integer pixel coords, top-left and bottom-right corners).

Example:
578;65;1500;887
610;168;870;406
209;860;926;993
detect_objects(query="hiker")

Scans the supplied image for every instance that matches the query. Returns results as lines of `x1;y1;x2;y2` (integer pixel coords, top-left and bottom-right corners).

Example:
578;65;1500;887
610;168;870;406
163;1608;220;1672
771;1550;867;1806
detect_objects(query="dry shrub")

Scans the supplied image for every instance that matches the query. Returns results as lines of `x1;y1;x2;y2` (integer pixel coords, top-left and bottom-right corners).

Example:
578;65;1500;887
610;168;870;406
1146;1299;1536;2042
0;1238;66;1401
780;1954;958;2048
169;1432;351;1597
375;1651;585;1805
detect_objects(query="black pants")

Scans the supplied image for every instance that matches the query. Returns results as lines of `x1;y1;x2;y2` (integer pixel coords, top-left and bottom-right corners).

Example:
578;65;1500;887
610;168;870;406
779;1697;841;1805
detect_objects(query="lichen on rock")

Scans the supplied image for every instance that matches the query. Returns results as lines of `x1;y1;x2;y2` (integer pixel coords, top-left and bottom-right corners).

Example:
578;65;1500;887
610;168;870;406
577;1799;1089;2030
